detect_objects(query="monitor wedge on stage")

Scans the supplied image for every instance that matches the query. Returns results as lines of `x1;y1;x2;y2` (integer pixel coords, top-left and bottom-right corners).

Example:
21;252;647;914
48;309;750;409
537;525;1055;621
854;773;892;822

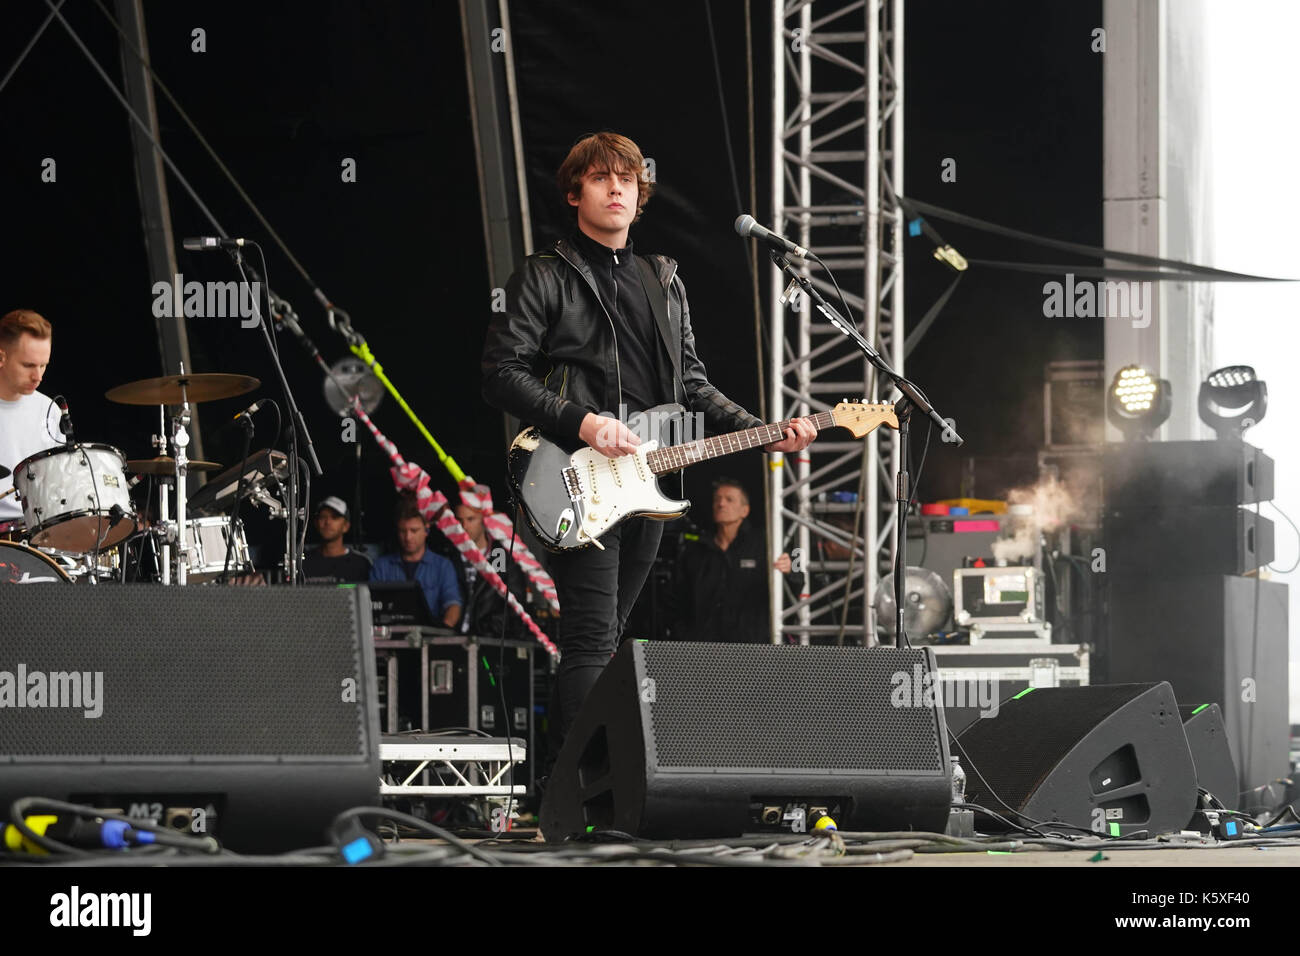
539;641;953;841
954;683;1196;837
1180;703;1239;812
0;585;380;853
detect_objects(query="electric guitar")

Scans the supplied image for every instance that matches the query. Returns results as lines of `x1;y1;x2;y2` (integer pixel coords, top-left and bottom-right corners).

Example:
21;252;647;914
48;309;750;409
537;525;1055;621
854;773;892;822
508;401;897;552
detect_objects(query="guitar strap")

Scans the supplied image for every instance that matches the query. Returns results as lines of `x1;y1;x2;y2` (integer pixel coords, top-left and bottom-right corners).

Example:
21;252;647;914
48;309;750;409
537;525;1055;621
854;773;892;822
635;255;688;499
635;255;684;405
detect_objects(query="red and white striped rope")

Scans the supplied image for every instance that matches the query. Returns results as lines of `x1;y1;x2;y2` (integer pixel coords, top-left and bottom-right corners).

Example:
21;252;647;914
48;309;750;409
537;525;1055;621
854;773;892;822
352;403;559;659
456;479;559;612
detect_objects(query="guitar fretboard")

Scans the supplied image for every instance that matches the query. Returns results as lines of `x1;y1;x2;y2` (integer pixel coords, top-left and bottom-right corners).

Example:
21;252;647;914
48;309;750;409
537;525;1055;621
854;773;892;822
645;410;837;475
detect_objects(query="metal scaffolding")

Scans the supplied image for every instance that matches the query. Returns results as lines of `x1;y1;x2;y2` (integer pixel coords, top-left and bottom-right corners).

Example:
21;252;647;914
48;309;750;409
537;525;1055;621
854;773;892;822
768;0;903;645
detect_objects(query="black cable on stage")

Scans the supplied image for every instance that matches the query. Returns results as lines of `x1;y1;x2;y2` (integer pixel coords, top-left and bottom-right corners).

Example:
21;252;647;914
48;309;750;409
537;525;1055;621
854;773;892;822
948;735;1110;840
6;796;220;857
328;807;500;866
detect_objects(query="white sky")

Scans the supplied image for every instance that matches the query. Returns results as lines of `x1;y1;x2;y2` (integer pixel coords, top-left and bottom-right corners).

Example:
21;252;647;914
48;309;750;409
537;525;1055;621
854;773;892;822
1204;0;1300;720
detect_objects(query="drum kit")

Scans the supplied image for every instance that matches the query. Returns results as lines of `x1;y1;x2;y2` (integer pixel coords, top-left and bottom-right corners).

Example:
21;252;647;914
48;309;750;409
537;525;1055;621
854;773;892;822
0;369;288;586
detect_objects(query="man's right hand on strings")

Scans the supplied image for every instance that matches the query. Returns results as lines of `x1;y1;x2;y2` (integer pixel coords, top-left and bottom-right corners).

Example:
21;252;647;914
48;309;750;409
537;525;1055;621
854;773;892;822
579;412;643;458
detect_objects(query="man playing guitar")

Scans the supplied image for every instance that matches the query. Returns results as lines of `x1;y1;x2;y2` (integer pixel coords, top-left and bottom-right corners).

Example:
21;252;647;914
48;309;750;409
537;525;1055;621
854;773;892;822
482;132;815;746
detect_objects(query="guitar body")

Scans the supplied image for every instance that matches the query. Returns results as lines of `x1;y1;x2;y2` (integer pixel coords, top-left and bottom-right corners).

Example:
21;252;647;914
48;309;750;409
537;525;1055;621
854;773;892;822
507;398;894;553
508;404;691;552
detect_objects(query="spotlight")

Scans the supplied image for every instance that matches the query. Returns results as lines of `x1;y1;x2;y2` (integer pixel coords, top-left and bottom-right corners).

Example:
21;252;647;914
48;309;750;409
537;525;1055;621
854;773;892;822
1198;365;1267;439
1107;364;1171;440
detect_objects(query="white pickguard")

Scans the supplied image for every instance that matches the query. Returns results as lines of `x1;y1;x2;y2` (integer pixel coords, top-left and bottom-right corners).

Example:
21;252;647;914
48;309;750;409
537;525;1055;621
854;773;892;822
567;441;688;547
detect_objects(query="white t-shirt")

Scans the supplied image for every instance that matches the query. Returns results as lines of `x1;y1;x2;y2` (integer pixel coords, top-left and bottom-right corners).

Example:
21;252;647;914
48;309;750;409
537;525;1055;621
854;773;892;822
0;390;64;523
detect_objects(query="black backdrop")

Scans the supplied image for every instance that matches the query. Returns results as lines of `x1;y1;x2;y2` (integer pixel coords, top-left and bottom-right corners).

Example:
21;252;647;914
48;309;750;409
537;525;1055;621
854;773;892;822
0;0;1101;564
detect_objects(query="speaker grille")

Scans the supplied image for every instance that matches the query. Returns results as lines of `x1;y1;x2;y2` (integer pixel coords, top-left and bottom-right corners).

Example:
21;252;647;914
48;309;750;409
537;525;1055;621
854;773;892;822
0;585;372;759
643;643;944;772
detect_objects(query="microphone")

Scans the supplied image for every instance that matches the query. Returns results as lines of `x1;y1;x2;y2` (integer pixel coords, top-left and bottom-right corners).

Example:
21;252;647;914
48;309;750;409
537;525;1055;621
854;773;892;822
54;395;74;443
734;214;811;259
231;399;267;425
182;236;247;252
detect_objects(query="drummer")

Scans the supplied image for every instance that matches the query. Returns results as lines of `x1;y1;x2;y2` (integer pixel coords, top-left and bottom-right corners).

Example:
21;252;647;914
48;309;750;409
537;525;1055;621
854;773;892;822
0;309;61;527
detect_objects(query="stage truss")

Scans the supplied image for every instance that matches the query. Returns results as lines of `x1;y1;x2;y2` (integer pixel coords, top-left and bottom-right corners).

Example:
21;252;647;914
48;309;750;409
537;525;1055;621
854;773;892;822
768;0;904;644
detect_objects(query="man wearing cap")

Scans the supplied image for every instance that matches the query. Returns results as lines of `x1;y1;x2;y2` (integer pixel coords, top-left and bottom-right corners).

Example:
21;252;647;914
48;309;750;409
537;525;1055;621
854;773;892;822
302;496;372;585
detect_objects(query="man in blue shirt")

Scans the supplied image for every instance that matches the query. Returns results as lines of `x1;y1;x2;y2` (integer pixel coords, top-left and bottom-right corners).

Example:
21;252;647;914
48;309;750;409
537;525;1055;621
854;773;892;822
371;496;462;629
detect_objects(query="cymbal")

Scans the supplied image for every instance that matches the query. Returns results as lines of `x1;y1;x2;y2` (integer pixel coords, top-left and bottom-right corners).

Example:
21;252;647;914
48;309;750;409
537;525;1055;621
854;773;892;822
106;373;260;405
127;457;223;475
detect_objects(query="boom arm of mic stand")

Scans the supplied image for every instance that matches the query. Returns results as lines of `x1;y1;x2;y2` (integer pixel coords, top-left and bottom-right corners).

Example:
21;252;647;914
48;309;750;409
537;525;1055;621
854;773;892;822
231;252;324;476
769;252;964;446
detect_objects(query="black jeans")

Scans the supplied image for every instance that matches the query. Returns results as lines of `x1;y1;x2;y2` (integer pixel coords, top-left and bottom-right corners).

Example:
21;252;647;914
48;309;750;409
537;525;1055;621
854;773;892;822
547;516;663;745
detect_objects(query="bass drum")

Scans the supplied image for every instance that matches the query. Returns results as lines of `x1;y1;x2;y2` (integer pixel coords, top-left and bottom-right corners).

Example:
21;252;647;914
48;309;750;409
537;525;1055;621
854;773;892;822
0;540;71;584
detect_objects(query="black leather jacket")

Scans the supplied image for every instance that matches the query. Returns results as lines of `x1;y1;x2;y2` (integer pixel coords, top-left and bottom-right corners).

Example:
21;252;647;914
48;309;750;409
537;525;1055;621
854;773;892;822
482;237;761;443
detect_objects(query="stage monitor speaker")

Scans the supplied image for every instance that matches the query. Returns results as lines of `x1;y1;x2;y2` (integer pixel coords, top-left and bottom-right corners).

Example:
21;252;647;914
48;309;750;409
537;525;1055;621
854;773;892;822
1180;704;1239;812
540;641;952;841
0;584;380;852
955;683;1196;837
1104;439;1274;509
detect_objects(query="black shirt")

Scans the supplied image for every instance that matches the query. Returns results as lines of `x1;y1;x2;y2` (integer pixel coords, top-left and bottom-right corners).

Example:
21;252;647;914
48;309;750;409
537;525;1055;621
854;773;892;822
673;522;770;643
302;547;372;585
570;229;669;416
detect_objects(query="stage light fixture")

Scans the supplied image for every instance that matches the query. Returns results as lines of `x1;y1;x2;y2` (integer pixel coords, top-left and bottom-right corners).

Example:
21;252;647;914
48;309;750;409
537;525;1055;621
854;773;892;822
1198;364;1267;440
1106;364;1171;440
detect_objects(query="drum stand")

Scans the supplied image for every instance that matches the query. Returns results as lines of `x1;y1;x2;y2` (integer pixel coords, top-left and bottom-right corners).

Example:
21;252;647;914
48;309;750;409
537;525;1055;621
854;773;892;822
152;367;194;586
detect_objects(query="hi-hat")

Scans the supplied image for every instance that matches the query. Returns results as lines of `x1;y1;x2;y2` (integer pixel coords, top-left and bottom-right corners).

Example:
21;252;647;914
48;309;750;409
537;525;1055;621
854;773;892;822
106;373;260;405
127;457;223;475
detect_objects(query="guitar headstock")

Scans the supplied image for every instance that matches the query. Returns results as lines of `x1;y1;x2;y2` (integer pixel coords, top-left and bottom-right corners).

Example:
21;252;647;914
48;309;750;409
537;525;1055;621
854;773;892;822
830;400;899;437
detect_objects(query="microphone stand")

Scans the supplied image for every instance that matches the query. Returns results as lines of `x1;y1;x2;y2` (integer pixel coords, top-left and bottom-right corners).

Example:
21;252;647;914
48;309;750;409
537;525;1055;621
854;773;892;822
221;413;255;584
226;248;322;586
768;250;964;646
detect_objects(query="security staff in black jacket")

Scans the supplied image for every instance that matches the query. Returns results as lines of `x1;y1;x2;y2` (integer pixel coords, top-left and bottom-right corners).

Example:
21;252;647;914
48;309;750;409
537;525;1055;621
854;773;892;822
481;132;816;743
674;478;793;644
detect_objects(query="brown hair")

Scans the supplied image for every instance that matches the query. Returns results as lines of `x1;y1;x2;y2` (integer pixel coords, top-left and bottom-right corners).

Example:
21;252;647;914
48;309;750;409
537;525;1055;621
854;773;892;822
0;309;52;350
556;132;654;223
394;490;425;527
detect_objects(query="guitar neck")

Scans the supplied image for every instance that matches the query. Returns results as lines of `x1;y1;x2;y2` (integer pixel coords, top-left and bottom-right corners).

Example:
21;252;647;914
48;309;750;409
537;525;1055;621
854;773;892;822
646;410;837;475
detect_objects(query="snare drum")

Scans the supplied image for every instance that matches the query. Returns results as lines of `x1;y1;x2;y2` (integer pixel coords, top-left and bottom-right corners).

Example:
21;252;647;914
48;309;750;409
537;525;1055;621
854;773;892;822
0;540;71;583
13;444;137;553
181;515;251;583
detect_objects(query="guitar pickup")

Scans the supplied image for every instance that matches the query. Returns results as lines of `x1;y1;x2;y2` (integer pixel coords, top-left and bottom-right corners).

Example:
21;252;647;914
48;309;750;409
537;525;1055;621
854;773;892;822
561;465;583;501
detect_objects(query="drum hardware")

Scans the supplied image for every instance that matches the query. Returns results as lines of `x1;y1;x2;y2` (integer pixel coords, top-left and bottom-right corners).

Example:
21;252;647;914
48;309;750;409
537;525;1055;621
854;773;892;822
49;545;122;583
105;367;265;586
